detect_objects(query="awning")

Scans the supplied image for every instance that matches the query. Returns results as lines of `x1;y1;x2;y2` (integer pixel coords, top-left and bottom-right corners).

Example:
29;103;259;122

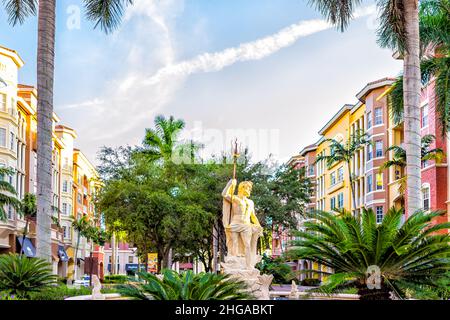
17;236;36;258
58;245;69;262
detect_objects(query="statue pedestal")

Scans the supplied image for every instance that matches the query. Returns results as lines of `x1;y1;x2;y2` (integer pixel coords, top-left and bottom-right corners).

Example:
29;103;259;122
221;256;273;300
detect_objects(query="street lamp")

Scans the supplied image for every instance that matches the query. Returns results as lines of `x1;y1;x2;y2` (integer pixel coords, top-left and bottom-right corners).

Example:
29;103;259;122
0;76;7;88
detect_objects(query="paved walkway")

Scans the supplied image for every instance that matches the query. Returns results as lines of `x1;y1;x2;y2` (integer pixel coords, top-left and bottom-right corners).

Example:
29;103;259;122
270;284;315;292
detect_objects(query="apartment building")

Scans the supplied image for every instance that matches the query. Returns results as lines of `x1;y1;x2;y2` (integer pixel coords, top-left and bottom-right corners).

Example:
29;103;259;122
297;76;449;228
0;45;101;279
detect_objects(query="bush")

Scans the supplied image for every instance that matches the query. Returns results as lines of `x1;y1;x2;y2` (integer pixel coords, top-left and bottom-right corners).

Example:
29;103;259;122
118;270;253;300
28;284;92;300
0;254;57;298
301;278;321;286
103;275;129;284
256;255;296;284
0;291;21;300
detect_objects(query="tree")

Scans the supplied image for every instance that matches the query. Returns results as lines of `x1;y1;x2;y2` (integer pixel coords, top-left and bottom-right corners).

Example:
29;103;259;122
71;215;89;280
2;0;134;261
141;115;186;163
380;134;445;196
18;193;37;256
0;167;21;221
308;0;423;215
390;0;450;136
314;131;371;215
287;208;450;300
118;269;253;300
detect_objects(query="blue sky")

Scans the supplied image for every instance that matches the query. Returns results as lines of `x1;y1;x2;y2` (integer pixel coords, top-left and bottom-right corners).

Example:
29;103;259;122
0;0;402;164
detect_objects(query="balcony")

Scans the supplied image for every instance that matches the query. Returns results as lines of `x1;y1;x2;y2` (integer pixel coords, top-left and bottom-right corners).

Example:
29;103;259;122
327;180;345;193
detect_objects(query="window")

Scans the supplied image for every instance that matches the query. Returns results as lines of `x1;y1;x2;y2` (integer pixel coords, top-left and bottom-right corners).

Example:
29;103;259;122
109;256;112;263
367;175;373;193
375;141;383;158
330;172;336;186
330;197;336;210
77;193;82;204
367;144;373;161
374;107;383;125
422;186;430;211
337;167;344;182
63;226;71;239
62;203;68;215
337;193;344;208
0;128;6;147
308;165;314;176
7;205;13;220
367;111;372;129
0;93;6;111
421;104;429;128
376;173;383;190
376;206;383;224
62;180;68;193
9;132;14;151
128;256;134;264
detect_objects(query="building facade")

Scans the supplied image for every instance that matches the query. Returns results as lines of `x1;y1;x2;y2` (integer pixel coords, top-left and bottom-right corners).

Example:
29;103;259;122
0;45;101;280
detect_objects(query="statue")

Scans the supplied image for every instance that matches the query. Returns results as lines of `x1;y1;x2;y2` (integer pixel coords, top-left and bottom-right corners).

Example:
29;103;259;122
219;140;273;300
91;275;105;300
222;179;263;269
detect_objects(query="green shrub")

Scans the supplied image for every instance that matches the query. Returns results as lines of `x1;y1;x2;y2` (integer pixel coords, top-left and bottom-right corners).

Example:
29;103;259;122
28;284;92;300
301;278;321;286
103;275;129;284
256;255;295;284
0;254;57;298
0;291;21;300
118;270;253;300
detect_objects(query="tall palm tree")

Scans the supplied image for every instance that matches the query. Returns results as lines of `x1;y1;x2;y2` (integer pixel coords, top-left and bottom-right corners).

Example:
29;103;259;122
380;134;445;197
314;131;371;215
288;208;450;300
390;0;450;136
308;0;423;215
71;215;89;280
3;0;134;262
0;167;21;221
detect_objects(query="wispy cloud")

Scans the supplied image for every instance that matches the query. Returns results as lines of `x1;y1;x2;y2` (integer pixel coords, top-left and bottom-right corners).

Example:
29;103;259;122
142;5;377;86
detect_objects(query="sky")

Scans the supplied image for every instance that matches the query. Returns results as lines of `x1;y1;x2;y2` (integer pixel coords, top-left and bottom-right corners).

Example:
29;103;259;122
0;0;403;165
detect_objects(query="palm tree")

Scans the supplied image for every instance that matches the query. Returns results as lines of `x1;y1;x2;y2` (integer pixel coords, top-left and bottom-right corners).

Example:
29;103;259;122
3;0;134;262
118;269;253;300
314;131;371;215
18;193;37;256
71;215;89;280
141;115;186;163
380;134;445;196
308;0;423;215
288;208;450;300
390;0;450;136
0;167;21;221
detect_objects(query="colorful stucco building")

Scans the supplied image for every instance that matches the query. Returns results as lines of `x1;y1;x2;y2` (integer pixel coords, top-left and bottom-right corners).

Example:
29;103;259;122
0;45;101;280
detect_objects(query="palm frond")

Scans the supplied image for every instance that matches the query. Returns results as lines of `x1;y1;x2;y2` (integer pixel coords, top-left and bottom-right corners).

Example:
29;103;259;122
84;0;133;34
376;0;407;52
2;0;37;26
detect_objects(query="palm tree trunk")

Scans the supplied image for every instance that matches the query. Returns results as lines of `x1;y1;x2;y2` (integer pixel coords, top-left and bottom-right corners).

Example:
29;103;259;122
35;0;56;262
347;162;358;216
74;232;81;280
403;0;422;216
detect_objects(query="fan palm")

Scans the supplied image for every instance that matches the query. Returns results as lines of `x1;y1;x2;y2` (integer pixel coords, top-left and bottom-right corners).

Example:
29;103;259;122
0;254;57;299
118;269;253;300
314;131;371;214
0;167;21;221
288;208;450;300
2;0;134;261
308;0;423;215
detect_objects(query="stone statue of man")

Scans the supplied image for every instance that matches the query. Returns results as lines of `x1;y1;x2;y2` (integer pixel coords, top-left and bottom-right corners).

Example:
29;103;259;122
222;179;263;269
